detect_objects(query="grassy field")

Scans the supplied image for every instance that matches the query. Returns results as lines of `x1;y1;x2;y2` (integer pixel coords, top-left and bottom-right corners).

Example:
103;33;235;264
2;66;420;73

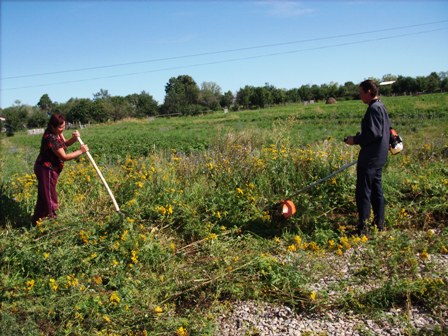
1;94;447;335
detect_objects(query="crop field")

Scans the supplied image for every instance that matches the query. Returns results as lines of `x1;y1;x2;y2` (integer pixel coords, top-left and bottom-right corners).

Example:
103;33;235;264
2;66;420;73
1;94;447;335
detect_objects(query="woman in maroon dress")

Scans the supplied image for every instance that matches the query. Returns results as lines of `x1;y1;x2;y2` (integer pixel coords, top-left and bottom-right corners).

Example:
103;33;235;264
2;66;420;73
32;113;89;225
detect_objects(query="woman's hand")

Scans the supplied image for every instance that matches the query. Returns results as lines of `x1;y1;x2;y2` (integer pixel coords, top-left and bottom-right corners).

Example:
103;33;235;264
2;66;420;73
72;130;80;138
80;144;89;153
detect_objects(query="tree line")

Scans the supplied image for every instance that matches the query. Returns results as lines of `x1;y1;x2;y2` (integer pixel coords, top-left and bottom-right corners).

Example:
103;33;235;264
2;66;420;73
1;71;447;133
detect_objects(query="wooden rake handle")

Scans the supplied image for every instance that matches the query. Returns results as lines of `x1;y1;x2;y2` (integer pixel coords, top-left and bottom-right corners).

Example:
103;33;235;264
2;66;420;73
77;136;120;212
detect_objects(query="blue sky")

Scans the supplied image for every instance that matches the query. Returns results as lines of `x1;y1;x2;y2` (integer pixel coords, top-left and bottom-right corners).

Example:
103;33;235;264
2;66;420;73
1;0;447;108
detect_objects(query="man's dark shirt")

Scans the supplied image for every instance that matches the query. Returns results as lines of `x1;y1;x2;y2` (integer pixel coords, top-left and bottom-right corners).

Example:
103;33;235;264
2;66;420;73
354;99;391;169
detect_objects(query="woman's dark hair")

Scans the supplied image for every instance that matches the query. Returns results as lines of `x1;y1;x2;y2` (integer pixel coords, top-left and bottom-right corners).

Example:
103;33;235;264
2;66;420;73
359;79;379;97
48;113;66;128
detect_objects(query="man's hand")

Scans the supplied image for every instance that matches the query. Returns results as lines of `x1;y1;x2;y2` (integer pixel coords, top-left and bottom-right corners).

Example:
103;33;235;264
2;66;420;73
344;136;355;145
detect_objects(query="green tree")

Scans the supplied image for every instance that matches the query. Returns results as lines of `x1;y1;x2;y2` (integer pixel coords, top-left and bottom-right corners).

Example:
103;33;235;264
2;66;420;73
298;84;313;101
426;72;441;93
37;94;54;113
199;81;222;111
161;75;201;115
125;91;158;118
285;88;301;103
66;98;95;124
264;84;286;105
441;77;448;92
27;110;48;128
220;90;234;109
109;96;132;120
93;89;111;101
1;104;30;131
236;85;255;109
91;99;112;122
342;81;358;100
252;86;271;108
393;76;418;95
311;84;324;101
415;76;427;93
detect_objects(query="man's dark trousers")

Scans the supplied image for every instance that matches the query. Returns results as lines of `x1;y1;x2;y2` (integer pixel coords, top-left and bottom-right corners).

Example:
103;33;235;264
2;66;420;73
356;166;385;232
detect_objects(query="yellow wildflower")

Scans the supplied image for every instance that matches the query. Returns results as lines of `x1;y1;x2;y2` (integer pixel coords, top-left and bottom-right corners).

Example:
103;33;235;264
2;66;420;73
352;236;361;245
109;292;121;305
336;248;343;256
308;241;320;252
176;326;188;336
35;218;44;227
92;275;103;285
126;198;137;206
25;279;35;291
131;250;139;264
420;251;429;260
328;240;335;248
103;315;111;323
43;252;50;260
208;233;218;240
154;306;163;314
79;230;89;244
287;244;297;252
340;236;351;250
361;235;369;243
49;278;58;292
66;274;79;288
293;235;302;245
236;187;244;195
120;230;129;241
310;291;316;301
157;205;167;215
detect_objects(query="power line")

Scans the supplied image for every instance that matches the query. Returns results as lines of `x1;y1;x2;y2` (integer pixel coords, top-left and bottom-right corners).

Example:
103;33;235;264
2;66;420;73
2;20;447;80
1;27;447;91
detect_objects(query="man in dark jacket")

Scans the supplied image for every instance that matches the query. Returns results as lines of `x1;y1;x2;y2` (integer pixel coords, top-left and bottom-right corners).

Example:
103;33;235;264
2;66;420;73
344;80;391;235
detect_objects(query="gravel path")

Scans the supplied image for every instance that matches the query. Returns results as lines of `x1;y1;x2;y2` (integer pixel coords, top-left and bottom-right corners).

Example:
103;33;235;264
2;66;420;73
217;247;448;335
217;300;444;335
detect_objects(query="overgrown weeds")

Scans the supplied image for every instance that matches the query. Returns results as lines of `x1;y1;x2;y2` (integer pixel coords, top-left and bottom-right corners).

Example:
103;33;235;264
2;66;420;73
1;95;447;335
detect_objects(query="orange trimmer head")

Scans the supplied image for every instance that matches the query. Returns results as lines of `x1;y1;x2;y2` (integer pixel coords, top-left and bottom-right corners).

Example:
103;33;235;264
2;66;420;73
273;199;297;220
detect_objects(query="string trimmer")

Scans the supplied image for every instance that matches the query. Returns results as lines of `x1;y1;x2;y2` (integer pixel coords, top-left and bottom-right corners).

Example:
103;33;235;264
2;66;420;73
272;160;357;220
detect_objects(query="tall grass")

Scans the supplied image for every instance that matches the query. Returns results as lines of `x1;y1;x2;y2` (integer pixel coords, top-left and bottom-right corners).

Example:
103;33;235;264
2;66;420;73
1;94;447;335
